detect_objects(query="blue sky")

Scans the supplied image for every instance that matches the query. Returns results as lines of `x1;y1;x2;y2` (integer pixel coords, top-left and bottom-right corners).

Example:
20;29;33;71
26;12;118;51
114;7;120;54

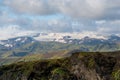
0;0;120;36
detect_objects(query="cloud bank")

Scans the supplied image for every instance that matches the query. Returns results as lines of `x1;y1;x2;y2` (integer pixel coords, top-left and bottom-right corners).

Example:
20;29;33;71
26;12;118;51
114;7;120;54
0;0;119;36
3;0;120;20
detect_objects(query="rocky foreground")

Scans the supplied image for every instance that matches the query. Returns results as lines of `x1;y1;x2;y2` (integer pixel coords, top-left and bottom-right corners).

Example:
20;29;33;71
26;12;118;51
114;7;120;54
0;51;120;80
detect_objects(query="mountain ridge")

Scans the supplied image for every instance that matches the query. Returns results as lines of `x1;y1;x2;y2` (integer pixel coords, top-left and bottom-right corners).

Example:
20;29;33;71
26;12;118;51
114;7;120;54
0;35;119;58
0;34;119;66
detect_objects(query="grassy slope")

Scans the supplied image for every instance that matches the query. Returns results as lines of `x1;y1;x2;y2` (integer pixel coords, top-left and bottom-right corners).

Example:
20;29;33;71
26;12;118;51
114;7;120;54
0;51;120;80
1;41;120;58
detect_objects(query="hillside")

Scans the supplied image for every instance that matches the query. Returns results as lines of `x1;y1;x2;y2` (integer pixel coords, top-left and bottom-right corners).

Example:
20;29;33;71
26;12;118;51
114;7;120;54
1;40;120;58
0;50;69;65
0;51;120;80
0;35;120;59
0;35;120;66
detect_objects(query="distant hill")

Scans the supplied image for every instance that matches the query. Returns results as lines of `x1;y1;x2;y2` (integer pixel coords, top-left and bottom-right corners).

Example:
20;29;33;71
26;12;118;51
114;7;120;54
0;35;120;64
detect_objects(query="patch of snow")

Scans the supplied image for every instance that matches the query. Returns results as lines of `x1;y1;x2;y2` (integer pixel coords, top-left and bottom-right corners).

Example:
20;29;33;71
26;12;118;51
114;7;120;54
34;32;107;43
15;38;22;42
4;44;13;47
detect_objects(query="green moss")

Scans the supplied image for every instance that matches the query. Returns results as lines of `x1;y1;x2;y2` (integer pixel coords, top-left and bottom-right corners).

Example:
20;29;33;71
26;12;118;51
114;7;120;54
22;63;34;76
88;58;95;69
0;52;119;80
52;68;67;75
112;70;120;80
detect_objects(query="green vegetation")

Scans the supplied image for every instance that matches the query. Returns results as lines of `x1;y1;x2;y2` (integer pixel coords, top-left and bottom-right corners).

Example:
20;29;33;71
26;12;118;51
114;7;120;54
52;68;67;75
0;51;119;80
87;58;95;69
112;70;120;80
1;41;120;59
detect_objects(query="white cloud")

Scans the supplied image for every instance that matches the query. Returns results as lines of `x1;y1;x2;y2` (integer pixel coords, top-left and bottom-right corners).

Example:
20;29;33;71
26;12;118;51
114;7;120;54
0;25;20;40
0;0;120;35
97;20;120;34
0;25;35;40
30;18;74;32
55;0;105;19
4;0;120;20
95;20;106;24
0;11;16;25
4;0;57;15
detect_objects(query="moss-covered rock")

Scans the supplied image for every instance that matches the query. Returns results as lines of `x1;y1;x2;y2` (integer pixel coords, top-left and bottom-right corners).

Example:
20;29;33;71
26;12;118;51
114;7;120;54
0;51;120;80
112;70;120;80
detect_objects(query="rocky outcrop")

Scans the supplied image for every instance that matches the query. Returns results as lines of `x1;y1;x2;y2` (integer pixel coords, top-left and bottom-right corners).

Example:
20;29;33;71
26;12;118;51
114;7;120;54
0;52;119;80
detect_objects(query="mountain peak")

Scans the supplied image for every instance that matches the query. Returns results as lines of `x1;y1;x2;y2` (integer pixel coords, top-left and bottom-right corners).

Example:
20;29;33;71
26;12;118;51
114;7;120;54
0;36;35;49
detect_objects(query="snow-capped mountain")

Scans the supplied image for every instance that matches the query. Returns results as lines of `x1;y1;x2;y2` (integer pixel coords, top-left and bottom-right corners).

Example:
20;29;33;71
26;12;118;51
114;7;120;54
0;33;119;58
1;32;120;47
32;32;120;44
0;32;120;51
0;31;111;43
33;32;107;43
0;37;35;49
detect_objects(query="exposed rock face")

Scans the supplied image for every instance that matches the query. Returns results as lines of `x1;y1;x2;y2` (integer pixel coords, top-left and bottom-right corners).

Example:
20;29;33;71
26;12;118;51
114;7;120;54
95;54;116;80
0;52;119;80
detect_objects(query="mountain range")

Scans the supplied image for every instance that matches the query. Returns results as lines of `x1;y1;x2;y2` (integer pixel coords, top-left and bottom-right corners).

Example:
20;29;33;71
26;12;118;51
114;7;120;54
0;33;120;58
0;33;120;65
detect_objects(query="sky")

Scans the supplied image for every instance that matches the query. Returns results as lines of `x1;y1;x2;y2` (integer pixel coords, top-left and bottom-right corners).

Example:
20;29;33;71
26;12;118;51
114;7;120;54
0;0;120;38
